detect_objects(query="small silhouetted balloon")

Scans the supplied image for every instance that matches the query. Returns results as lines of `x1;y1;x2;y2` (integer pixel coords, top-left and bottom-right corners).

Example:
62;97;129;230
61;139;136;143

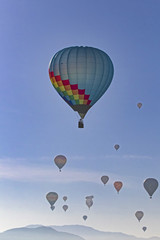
114;181;123;193
86;198;93;209
135;211;144;222
137;103;142;109
46;192;58;210
54;155;67;171
142;226;147;232
63;205;68;212
114;144;120;150
83;215;88;221
101;176;109;185
63;196;67;201
143;178;159;199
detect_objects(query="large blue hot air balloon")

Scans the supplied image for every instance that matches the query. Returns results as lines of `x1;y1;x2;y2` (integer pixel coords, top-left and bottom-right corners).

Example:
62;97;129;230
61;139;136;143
48;46;114;127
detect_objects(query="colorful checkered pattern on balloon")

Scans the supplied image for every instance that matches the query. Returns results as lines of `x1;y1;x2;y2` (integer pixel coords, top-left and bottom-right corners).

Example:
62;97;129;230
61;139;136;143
49;71;92;106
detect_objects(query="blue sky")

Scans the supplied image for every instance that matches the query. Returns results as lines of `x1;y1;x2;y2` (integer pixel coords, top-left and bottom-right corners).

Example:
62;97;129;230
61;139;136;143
0;0;160;238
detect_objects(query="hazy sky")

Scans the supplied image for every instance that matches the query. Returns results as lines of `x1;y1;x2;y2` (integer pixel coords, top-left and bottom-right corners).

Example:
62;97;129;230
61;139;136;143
0;0;160;238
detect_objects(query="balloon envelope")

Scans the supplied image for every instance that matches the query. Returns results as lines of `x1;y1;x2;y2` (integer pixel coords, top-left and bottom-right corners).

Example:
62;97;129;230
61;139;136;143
114;144;120;150
54;155;67;171
143;178;159;198
83;215;88;221
63;205;68;212
48;46;114;120
142;226;147;232
46;192;58;209
63;196;67;201
86;198;93;209
135;211;144;222
114;181;123;193
137;102;142;109
101;176;109;185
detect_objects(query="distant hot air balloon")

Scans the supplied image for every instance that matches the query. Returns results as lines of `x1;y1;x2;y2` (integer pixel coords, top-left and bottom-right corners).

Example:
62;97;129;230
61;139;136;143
46;192;58;211
83;215;88;221
48;46;114;128
114;144;120;150
85;196;94;209
54;155;67;172
135;211;144;222
86;199;93;209
62;205;68;212
101;176;109;185
143;178;158;199
63;196;67;201
142;226;147;232
114;181;123;193
137;103;142;109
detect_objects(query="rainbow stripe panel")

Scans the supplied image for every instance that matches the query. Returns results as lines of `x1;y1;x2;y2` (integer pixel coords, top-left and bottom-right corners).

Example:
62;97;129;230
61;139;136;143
49;70;91;106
